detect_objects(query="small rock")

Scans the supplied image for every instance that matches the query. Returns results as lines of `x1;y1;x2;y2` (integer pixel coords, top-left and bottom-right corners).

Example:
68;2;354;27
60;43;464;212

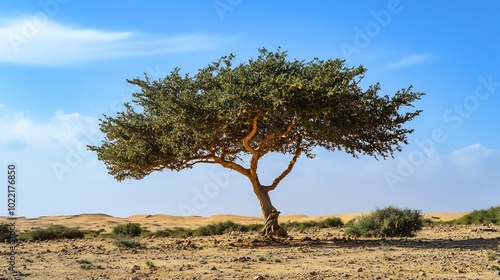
310;271;318;276
210;266;217;270
343;273;351;277
274;259;281;263
253;276;265;280
357;267;363;272
419;270;426;276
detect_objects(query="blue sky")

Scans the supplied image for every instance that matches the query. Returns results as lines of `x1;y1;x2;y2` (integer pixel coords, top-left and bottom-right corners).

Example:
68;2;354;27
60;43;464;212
1;1;499;218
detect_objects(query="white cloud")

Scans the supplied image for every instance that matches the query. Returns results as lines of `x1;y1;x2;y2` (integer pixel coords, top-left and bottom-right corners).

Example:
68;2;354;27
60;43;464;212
450;143;495;166
387;54;428;69
0;107;100;150
0;18;220;66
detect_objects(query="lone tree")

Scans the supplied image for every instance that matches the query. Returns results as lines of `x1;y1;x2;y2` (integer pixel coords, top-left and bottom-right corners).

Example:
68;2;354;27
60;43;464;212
89;48;424;236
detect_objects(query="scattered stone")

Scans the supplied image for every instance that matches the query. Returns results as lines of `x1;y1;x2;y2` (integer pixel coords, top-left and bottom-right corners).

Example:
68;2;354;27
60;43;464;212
253;276;265;280
232;256;252;262
357;267;363;272
310;271;318;276
210;266;217;270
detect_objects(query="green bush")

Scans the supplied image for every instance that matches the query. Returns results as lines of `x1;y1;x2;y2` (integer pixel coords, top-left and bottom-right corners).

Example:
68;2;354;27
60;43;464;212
321;217;344;228
0;222;12;241
112;223;142;237
194;221;239;236
155;227;194;238
114;236;143;248
455;206;500;225
23;225;85;241
281;217;343;230
344;206;424;238
154;221;263;237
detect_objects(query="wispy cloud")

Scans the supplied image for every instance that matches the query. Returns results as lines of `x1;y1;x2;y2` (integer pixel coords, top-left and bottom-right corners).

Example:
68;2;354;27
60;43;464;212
450;143;495;166
387;54;428;69
0;106;100;150
0;18;220;66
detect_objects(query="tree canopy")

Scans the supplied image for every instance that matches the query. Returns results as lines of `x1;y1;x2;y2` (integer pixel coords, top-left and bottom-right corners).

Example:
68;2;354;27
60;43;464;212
90;48;423;181
89;48;424;235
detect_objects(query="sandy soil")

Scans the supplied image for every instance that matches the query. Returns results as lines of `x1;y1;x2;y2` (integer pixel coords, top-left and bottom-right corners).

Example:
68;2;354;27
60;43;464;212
1;212;499;279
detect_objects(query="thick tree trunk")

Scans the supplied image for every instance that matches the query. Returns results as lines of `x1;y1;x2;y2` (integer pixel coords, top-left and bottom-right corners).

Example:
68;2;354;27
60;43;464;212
251;179;287;237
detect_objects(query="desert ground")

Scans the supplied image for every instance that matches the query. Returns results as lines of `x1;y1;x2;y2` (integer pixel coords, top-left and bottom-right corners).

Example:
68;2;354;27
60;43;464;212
1;212;499;279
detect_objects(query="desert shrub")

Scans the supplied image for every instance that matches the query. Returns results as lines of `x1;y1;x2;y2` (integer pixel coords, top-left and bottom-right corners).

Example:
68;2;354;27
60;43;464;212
155;227;194;238
281;217;343;230
193;221;262;236
281;220;318;230
81;229;105;238
114;236;144;248
0;222;12;241
112;223;142;237
321;217;344;228
24;225;85;241
194;221;236;236
155;221;263;237
454;206;500;225
241;223;263;232
344;206;424;238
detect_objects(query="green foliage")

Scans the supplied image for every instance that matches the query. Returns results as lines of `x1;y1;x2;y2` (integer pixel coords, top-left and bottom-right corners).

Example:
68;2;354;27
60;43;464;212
193;221;262;236
344;206;424;238
155;227;193;238
112;223;142;237
454;206;500;225
146;260;155;269
89;48;424;182
76;259;103;270
486;251;498;261
0;222;12;241
321;217;344;228
281;216;344;230
114;236;143;248
21;225;84;241
155;221;263;237
81;228;105;238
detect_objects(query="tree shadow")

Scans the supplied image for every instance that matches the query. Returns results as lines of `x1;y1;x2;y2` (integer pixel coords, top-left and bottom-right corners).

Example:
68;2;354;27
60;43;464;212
245;236;500;251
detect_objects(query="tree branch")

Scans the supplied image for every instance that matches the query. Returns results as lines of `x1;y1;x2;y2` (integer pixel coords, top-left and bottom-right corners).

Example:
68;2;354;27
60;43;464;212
259;118;296;154
242;116;261;177
264;146;302;192
213;157;251;177
242;116;259;157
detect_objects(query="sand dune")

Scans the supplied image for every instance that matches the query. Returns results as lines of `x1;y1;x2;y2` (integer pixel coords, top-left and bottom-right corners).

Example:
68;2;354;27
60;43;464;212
0;212;469;232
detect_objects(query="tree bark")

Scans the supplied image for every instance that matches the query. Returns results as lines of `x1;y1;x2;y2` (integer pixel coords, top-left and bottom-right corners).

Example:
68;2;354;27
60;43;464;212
251;177;287;237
